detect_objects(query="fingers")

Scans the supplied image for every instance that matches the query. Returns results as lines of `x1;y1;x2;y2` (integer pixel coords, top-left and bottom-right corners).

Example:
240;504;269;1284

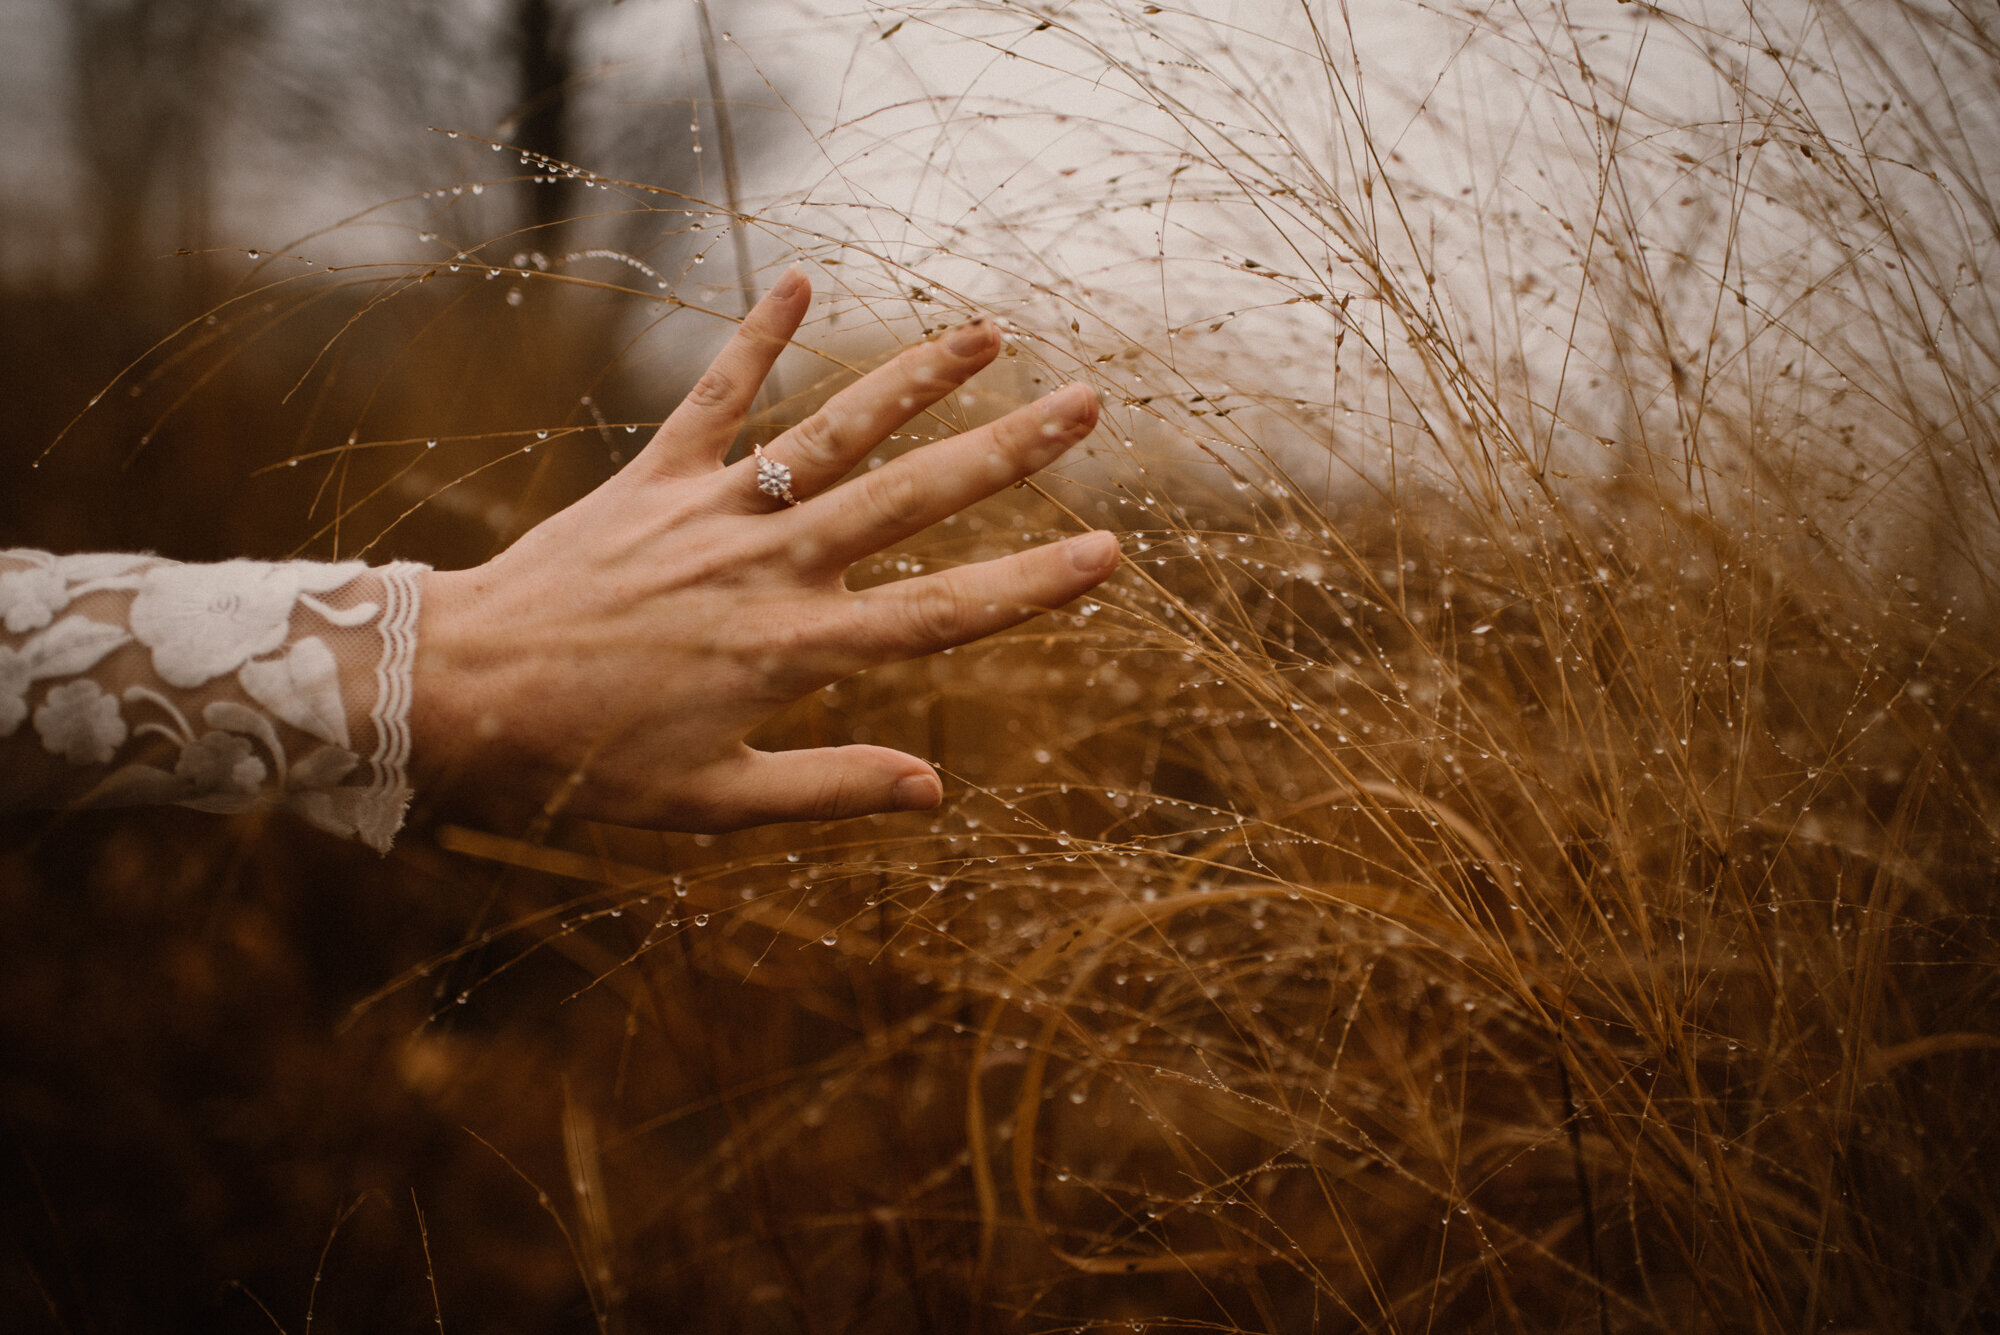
633;265;811;478
724;317;1001;507
796;383;1099;571
704;744;942;826
840;530;1121;664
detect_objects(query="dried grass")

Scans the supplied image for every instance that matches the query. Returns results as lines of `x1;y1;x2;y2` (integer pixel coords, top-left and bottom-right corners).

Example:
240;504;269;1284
9;1;1999;1331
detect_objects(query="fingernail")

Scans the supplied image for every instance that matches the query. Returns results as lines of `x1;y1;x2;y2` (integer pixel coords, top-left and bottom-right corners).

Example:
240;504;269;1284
770;264;806;300
1065;530;1121;575
946;319;993;357
1042;382;1095;421
893;771;942;810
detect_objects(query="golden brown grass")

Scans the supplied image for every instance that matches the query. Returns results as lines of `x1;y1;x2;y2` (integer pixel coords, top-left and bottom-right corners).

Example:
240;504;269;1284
11;0;2000;1331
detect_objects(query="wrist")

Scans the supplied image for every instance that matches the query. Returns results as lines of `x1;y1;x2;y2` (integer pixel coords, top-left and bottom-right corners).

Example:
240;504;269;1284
409;566;523;823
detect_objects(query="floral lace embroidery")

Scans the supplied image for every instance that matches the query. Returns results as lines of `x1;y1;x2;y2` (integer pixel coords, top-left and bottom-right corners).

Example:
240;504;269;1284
0;549;427;852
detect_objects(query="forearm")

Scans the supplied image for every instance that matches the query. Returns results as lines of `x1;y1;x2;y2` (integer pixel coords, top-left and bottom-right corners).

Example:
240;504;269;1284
0;548;426;851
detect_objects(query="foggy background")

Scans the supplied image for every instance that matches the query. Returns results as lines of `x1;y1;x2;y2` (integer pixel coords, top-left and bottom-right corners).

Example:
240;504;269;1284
0;0;839;567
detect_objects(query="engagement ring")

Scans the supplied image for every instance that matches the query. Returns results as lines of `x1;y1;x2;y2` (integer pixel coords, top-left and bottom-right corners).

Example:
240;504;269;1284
753;443;798;506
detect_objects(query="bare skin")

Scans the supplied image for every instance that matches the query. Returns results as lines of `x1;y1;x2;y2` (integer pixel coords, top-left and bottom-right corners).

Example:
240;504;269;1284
409;267;1118;830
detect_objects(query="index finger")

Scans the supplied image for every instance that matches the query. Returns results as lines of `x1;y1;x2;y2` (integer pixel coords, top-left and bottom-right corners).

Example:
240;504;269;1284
632;265;810;479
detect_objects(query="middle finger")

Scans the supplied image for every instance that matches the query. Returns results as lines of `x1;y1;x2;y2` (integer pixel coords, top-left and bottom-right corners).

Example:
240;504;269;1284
789;382;1100;573
724;318;1000;509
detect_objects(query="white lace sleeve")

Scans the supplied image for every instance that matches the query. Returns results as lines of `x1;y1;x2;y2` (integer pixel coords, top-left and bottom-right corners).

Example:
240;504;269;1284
0;549;426;853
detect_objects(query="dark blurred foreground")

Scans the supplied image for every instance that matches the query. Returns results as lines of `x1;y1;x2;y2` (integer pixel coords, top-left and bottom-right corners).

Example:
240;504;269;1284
1;4;812;1329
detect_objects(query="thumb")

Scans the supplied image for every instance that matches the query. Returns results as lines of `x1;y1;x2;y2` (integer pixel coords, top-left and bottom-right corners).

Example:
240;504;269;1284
707;745;941;827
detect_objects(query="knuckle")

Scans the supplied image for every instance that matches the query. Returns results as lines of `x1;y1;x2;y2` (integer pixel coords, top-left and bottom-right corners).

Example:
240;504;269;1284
788;410;844;470
864;467;925;533
764;621;819;674
1003;407;1062;457
684;366;738;410
736;618;799;672
903;583;969;647
741;610;833;693
980;421;1037;480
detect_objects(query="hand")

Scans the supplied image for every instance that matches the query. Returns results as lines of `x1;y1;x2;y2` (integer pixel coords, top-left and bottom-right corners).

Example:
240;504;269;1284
409;267;1118;831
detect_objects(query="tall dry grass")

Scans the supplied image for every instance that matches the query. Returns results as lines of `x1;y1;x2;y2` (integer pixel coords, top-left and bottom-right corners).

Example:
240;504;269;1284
13;0;2000;1331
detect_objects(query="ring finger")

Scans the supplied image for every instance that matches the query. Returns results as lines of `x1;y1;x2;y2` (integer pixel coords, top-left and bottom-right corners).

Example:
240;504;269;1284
724;318;1000;509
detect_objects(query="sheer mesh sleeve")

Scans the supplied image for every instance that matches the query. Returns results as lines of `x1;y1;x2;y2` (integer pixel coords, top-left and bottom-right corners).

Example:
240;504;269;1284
0;549;426;853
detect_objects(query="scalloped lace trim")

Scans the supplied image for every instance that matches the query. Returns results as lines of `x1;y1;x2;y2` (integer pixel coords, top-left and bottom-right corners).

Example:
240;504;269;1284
0;550;428;853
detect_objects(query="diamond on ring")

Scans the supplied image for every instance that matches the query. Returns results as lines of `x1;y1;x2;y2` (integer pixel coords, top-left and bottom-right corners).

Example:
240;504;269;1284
753;445;797;505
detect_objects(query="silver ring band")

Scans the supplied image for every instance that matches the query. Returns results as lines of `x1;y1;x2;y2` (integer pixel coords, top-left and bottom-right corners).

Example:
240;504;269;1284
753;443;798;506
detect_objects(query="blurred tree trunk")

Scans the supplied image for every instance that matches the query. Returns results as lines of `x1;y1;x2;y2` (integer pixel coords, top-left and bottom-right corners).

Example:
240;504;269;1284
507;0;577;246
68;0;261;347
